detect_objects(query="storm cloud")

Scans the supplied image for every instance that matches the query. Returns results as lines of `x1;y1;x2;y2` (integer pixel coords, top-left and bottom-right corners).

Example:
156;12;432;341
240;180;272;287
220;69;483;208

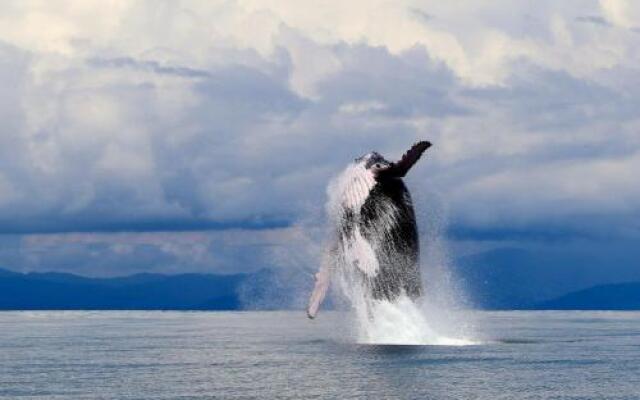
0;1;638;280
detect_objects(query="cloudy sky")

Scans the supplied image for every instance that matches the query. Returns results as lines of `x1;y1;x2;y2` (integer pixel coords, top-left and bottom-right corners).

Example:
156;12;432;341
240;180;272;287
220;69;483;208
0;1;639;290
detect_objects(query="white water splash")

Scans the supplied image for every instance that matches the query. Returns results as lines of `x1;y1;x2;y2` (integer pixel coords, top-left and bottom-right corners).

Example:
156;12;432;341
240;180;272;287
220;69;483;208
355;296;478;345
325;161;479;346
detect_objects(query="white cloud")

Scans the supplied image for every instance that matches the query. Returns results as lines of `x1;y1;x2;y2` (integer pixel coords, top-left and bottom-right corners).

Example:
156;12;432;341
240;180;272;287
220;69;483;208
0;1;638;258
3;227;311;276
600;0;634;28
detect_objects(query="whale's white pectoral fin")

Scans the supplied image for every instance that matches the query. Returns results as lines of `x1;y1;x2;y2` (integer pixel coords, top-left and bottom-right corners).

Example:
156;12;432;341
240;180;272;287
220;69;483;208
346;227;379;277
307;257;332;319
307;250;337;319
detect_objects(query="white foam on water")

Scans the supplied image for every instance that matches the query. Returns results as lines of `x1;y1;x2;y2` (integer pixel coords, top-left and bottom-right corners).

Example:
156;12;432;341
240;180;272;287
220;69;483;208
355;296;479;346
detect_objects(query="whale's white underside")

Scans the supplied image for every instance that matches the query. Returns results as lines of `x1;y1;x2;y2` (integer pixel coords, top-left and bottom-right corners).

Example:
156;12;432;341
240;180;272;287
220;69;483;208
341;163;376;212
309;162;379;319
335;164;380;276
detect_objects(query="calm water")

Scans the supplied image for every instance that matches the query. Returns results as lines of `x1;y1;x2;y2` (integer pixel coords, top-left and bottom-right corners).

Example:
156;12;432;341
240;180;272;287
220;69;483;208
1;311;639;399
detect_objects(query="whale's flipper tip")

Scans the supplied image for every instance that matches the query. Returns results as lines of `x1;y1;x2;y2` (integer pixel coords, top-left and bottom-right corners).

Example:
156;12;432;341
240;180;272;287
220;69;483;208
385;140;432;178
306;268;330;320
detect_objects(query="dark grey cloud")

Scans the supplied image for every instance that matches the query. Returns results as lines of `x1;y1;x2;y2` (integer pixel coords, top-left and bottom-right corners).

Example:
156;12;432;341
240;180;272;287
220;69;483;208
409;8;435;24
317;44;467;118
575;15;612;27
0;229;290;277
88;57;212;78
463;62;635;131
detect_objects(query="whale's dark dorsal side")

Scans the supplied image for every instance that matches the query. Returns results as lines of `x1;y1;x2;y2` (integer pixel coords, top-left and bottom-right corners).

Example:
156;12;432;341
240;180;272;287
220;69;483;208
360;176;421;300
307;141;431;318
359;141;430;300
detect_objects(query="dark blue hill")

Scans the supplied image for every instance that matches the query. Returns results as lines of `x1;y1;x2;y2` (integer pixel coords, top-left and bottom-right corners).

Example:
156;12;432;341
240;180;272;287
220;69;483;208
454;247;640;309
5;265;637;311
0;268;249;310
536;282;640;310
0;268;20;277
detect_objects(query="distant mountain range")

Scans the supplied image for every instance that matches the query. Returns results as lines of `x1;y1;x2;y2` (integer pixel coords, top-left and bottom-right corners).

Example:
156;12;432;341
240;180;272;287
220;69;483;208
0;268;249;310
535;282;640;310
453;247;640;310
0;267;639;310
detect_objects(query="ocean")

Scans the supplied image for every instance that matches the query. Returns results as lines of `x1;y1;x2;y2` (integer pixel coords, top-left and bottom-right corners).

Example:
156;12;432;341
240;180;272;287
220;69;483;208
1;311;639;399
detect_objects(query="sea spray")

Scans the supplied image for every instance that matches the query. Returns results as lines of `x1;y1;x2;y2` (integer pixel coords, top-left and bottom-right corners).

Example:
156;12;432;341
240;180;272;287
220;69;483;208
244;145;479;345
323;159;478;345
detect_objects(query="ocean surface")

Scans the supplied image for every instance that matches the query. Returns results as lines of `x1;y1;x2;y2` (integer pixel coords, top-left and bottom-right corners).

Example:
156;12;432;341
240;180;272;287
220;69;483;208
1;311;639;399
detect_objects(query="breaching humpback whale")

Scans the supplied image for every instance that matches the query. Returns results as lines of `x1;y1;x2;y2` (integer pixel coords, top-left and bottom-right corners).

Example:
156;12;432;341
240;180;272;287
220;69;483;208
307;141;432;319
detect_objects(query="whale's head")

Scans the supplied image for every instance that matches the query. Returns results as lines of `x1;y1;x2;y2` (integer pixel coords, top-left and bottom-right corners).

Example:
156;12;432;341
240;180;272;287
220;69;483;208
354;141;432;179
355;151;393;177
